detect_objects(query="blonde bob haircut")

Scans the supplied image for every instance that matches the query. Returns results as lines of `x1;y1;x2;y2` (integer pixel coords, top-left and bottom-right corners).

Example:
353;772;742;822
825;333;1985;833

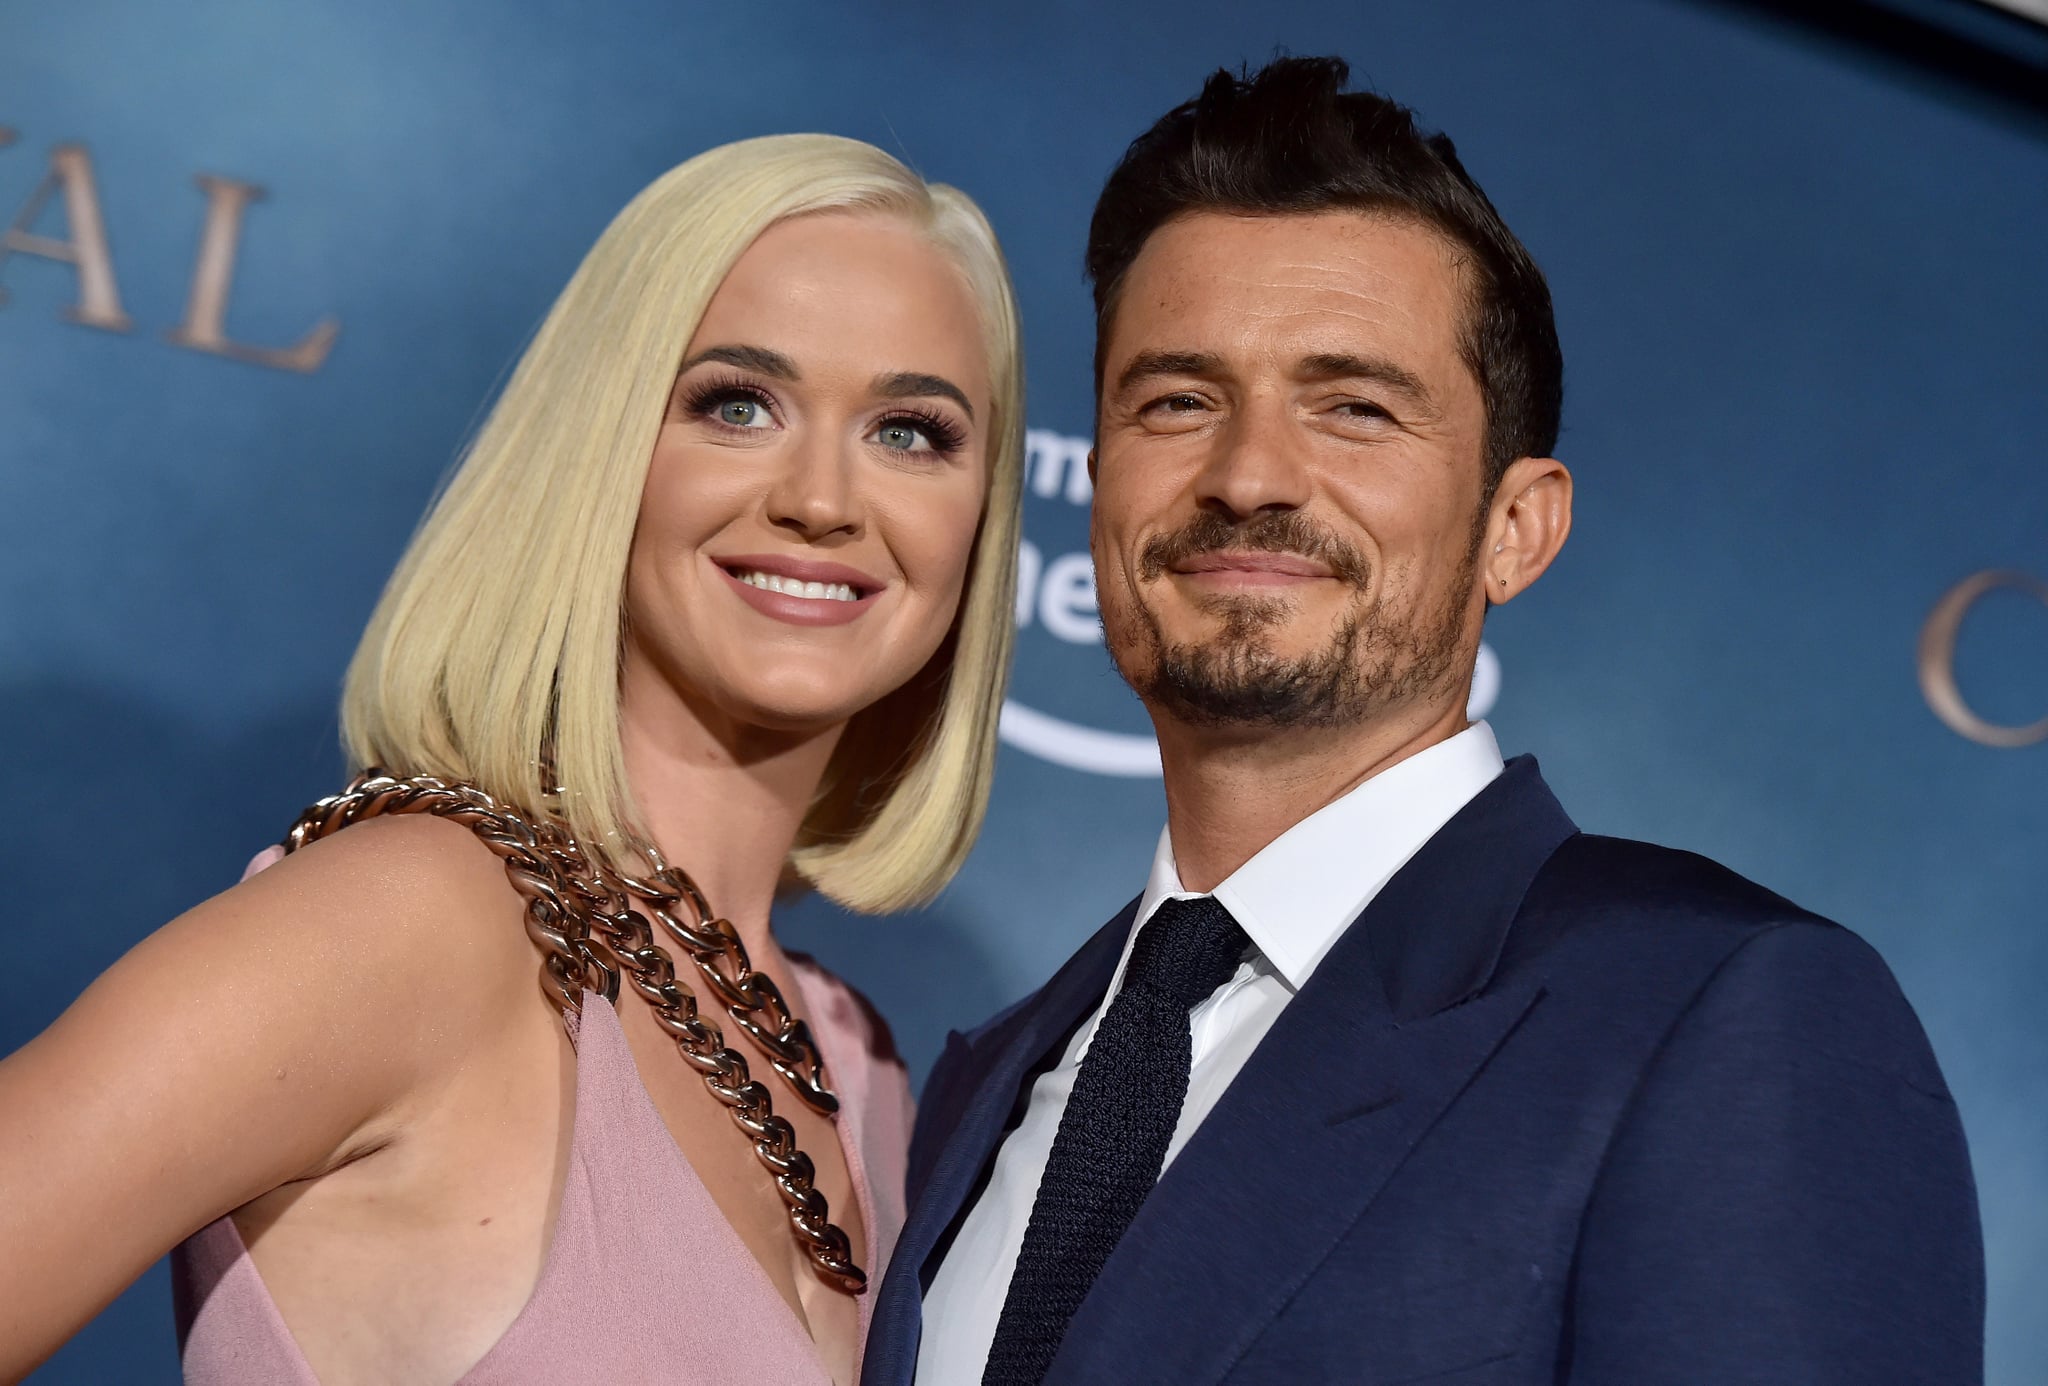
341;134;1024;913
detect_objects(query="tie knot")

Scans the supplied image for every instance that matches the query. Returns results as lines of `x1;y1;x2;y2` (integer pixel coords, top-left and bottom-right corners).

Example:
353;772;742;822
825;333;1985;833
1124;895;1250;1010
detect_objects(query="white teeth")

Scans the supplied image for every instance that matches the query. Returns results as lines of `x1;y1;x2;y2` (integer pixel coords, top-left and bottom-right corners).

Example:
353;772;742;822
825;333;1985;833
735;570;859;602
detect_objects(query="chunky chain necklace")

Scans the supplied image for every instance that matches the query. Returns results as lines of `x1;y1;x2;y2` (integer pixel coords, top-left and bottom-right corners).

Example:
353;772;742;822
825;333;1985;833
283;770;867;1294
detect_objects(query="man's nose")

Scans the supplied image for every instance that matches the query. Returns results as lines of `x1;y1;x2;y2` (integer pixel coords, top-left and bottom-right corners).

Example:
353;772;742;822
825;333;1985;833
765;430;863;540
1193;396;1312;519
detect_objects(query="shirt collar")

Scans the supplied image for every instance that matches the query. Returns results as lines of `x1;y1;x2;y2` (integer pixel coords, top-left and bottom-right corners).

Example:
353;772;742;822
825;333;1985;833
1134;721;1507;992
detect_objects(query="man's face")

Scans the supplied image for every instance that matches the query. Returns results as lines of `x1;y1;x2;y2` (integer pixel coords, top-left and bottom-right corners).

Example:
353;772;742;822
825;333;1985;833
1091;210;1492;733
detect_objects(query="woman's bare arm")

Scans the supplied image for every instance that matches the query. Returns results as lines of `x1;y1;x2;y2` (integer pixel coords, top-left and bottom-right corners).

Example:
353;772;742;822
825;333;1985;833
0;814;530;1382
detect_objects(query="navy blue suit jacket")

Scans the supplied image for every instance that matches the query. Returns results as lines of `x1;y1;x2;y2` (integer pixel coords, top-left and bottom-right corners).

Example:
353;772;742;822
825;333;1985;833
861;758;1983;1385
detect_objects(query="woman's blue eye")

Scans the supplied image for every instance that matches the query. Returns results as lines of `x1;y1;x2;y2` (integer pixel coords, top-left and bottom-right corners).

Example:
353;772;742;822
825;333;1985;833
718;397;767;428
876;422;925;451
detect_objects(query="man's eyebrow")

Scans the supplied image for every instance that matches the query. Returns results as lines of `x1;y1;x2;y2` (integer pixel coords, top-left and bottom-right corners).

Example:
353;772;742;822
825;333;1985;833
1297;352;1433;405
1112;350;1225;397
873;370;975;421
677;344;799;379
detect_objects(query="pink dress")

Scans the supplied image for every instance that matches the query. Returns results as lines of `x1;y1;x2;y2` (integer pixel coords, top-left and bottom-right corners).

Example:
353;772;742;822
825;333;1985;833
172;851;914;1384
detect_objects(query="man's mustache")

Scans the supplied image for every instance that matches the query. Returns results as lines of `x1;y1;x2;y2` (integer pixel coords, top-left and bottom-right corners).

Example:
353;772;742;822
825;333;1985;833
1137;511;1370;587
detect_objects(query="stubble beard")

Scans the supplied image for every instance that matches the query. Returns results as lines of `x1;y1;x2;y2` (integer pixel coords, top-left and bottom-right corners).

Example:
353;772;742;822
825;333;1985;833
1107;511;1483;731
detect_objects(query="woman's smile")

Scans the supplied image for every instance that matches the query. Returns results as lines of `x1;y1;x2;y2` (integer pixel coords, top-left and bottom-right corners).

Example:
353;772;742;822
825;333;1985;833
714;552;884;627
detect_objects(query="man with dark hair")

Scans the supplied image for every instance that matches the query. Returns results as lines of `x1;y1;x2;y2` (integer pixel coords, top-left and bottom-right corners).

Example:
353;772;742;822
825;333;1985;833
862;57;1982;1386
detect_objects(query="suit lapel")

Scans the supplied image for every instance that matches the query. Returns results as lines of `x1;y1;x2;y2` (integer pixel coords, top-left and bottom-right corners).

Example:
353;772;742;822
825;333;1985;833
864;902;1137;1385
1045;758;1578;1384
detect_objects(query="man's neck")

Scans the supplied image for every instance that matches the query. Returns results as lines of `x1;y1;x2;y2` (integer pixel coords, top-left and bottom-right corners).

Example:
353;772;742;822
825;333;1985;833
1154;697;1472;894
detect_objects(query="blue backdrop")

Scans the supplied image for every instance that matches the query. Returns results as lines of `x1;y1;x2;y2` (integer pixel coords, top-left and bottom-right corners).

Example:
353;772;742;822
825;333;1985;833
3;1;2043;1380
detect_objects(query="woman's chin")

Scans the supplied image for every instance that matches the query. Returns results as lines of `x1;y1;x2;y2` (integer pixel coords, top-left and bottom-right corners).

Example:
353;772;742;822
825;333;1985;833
626;642;906;741
714;678;893;739
733;703;860;739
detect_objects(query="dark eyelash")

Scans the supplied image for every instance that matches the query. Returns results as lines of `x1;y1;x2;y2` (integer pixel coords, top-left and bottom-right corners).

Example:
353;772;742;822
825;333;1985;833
677;374;966;454
881;406;968;456
677;372;774;422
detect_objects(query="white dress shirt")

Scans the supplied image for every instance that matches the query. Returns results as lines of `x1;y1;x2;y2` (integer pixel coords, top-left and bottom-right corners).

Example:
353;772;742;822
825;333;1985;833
914;722;1507;1384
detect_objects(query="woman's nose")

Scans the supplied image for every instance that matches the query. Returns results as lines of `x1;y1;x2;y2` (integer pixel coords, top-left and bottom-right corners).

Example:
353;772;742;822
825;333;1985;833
766;431;863;539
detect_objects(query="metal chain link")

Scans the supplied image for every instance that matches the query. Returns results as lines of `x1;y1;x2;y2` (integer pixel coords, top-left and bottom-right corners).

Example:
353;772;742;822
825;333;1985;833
282;770;867;1294
609;836;842;1117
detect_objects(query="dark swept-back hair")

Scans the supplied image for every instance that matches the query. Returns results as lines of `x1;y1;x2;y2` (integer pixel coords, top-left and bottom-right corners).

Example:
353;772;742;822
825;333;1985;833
1087;56;1563;491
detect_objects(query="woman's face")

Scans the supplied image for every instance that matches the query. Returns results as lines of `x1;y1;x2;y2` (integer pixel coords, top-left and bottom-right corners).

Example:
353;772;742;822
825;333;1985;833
622;209;993;739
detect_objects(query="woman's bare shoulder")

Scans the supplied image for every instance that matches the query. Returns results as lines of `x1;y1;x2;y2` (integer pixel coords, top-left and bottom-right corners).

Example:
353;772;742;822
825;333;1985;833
144;810;552;1090
226;812;534;974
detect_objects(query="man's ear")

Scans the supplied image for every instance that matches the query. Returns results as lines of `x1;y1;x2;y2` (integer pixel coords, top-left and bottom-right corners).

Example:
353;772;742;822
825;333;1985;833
1482;457;1572;606
1087;447;1098;484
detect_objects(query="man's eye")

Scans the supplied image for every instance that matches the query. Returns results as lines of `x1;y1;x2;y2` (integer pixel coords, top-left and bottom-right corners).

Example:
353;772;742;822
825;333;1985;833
1337;400;1390;420
1149;393;1206;414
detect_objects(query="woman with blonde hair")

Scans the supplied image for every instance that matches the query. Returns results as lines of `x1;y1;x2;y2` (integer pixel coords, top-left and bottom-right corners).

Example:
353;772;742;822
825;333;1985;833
0;132;1023;1386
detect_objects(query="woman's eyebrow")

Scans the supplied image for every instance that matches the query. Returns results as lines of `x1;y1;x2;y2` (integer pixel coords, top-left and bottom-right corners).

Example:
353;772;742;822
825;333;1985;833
678;344;799;378
873;371;974;421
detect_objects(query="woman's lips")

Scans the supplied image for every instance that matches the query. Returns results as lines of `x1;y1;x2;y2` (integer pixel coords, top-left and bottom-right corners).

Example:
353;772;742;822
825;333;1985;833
713;555;884;627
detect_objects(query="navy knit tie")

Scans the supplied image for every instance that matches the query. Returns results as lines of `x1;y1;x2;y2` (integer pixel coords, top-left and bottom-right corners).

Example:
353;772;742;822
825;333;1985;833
982;895;1252;1386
